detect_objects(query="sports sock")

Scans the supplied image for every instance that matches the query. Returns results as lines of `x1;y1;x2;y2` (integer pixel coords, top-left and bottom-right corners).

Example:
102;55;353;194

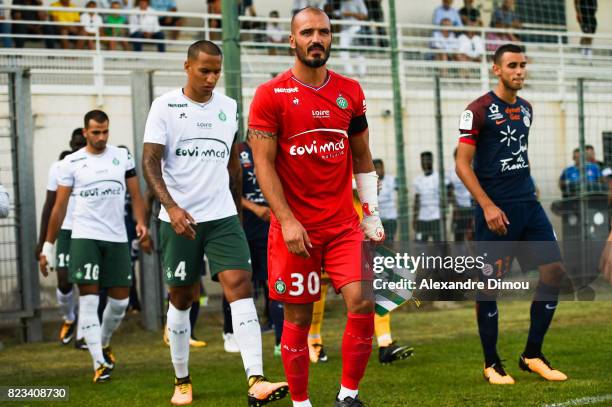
374;313;392;347
338;385;359;400
525;282;560;358
308;282;327;340
57;287;75;322
293;400;312;407
269;300;284;346
167;303;191;378
476;297;500;367
189;299;200;334
341;312;374;390
222;295;233;334
79;295;105;370
230;298;263;378
281;320;310;402
100;297;128;347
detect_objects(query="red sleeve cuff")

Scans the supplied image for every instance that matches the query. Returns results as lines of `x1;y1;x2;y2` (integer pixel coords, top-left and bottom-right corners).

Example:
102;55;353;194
459;137;476;145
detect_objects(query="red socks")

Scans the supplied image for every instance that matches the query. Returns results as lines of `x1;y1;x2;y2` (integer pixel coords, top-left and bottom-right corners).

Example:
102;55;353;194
341;312;374;389
281;320;310;402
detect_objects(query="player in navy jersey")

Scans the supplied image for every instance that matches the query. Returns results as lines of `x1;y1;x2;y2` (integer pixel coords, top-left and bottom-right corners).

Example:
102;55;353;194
455;44;568;385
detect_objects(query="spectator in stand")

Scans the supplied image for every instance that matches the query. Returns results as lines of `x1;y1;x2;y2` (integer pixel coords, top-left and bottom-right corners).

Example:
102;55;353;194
374;159;398;242
0;0;12;48
0;179;8;219
239;0;264;42
448;148;473;241
431;18;458;61
457;20;484;62
458;0;482;26
339;0;369;77
413;152;449;243
105;1;129;51
432;0;463;27
12;0;56;48
129;0;165;52
81;1;103;50
559;148;603;198
365;0;388;48
292;0;328;15
265;10;285;55
491;0;521;41
150;0;183;41
50;0;84;49
575;0;597;58
486;20;516;53
207;0;221;41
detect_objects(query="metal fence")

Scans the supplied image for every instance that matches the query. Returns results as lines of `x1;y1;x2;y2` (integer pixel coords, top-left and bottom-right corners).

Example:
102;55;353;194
0;68;41;342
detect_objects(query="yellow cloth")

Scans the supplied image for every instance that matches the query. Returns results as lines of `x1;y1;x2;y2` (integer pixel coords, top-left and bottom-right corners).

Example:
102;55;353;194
50;2;80;23
374;313;393;346
308;281;328;339
353;190;363;220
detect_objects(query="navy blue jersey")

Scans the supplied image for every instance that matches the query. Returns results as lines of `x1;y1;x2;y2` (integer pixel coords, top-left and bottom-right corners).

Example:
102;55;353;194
458;91;536;204
239;142;270;241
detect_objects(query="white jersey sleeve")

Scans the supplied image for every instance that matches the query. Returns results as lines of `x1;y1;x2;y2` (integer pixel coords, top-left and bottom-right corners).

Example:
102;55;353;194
46;161;60;192
57;158;75;188
143;98;169;145
124;147;136;172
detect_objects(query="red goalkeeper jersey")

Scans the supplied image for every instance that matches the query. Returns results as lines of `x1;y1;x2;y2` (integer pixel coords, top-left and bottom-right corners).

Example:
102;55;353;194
248;69;368;229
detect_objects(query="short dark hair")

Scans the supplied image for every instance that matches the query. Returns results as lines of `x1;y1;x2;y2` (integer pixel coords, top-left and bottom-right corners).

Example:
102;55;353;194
84;110;109;128
573;148;580;154
86;0;96;6
493;43;524;64
421;151;433;158
586;144;594;150
373;158;383;166
187;40;222;60
70;127;86;150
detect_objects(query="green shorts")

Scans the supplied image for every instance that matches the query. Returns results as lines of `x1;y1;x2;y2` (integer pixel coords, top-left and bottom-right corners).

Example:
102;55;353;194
160;215;252;286
69;238;132;288
56;229;72;270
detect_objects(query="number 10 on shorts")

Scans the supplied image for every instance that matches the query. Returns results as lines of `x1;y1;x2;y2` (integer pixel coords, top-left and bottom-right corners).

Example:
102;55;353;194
289;271;320;296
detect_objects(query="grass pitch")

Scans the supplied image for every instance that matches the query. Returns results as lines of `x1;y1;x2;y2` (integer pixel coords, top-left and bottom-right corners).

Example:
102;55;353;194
1;300;611;406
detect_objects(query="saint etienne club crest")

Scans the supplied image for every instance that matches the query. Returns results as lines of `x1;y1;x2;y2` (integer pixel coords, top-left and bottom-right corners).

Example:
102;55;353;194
336;95;348;109
274;278;286;295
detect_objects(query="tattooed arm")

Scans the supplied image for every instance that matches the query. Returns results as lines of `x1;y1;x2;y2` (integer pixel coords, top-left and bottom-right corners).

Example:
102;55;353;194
142;142;196;240
248;128;311;257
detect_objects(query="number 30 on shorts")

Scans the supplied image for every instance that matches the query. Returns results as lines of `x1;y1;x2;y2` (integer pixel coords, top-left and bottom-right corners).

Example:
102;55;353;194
289;271;320;296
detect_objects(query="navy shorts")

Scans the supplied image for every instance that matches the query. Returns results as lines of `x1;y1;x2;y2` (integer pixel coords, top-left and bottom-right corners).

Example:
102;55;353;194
249;237;268;282
475;201;562;278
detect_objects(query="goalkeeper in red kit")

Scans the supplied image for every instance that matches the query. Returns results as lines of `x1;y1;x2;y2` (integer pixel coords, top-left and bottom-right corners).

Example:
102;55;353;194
248;7;385;407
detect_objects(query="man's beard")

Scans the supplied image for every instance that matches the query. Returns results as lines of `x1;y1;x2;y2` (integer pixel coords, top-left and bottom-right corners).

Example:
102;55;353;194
502;77;522;91
296;44;331;68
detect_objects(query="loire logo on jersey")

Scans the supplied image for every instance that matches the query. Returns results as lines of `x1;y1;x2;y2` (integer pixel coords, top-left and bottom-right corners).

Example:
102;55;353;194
312;110;330;119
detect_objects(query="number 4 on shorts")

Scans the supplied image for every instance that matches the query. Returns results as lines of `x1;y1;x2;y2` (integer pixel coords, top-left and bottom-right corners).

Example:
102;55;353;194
174;261;187;281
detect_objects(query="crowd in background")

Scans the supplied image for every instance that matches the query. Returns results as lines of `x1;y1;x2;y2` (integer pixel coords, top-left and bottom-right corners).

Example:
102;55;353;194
0;0;598;57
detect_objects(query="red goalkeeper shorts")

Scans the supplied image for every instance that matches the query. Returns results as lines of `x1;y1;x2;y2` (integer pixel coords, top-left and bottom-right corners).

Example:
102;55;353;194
267;218;369;304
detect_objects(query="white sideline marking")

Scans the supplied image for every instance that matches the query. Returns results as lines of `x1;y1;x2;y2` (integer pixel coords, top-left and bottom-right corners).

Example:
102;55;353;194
542;394;612;407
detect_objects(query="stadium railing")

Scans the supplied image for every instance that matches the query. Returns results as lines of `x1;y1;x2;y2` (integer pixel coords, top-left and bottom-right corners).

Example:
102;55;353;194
1;6;612;98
